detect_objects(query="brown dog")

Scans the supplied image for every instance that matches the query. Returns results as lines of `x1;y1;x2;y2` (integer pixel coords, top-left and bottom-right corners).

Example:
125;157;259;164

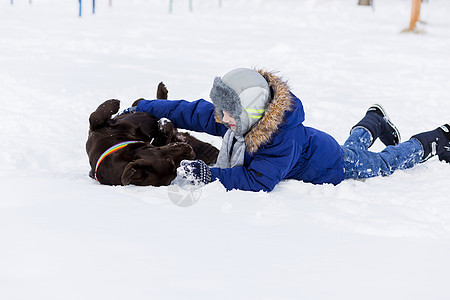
86;83;219;186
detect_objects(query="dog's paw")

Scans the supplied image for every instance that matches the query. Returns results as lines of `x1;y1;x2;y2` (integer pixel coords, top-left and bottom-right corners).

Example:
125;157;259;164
90;99;121;130
157;82;168;99
102;99;121;115
132;98;144;107
158;118;174;134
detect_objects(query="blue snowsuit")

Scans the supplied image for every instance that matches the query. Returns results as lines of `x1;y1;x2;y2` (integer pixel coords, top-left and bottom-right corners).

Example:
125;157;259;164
136;72;346;192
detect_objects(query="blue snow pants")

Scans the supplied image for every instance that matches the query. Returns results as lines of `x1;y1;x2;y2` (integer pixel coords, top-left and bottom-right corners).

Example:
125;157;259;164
342;128;424;179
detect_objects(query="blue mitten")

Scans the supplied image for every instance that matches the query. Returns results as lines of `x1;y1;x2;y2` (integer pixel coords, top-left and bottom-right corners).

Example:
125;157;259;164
117;106;137;116
178;160;212;187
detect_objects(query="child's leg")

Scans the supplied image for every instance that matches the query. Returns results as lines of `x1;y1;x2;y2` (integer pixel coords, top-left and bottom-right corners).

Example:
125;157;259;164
342;138;423;179
351;104;401;147
343;128;372;151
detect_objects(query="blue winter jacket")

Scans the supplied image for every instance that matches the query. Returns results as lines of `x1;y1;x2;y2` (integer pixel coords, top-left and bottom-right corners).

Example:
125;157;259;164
136;72;345;192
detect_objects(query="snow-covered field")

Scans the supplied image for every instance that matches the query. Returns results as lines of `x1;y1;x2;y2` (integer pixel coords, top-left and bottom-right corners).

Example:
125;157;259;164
1;0;450;299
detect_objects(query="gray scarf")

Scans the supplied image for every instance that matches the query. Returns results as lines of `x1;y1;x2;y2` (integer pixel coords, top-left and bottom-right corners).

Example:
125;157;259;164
215;129;246;168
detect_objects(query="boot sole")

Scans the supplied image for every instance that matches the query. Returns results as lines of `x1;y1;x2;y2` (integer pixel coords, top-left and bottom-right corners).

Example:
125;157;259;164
370;104;401;145
438;124;450;163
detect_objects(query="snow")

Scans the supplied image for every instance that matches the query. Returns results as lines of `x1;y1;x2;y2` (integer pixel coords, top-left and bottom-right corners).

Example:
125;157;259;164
1;0;450;299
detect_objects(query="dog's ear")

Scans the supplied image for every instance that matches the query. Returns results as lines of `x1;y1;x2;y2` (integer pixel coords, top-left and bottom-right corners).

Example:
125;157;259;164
89;99;121;130
121;159;154;186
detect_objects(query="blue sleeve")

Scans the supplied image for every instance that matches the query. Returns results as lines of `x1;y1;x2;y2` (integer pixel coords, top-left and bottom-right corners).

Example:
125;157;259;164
210;138;300;192
136;99;227;137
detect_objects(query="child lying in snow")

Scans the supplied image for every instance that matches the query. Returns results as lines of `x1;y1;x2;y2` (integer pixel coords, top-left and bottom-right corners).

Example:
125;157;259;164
133;68;450;192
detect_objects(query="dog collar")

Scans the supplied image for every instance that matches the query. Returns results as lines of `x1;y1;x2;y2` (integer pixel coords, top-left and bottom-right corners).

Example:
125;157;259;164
94;140;146;181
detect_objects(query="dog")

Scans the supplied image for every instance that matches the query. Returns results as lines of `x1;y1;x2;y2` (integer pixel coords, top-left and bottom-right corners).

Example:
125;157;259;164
86;83;219;186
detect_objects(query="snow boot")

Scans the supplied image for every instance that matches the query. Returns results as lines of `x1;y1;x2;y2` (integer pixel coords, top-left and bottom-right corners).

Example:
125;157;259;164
352;104;401;147
411;124;450;163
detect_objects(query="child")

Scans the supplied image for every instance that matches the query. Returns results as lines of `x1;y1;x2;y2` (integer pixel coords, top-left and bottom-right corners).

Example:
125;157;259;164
135;68;450;192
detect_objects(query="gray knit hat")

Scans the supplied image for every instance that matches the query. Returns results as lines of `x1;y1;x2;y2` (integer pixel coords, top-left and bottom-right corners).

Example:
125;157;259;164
210;68;271;136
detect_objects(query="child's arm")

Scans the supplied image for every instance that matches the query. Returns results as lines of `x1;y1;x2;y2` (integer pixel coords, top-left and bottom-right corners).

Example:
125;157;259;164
136;99;227;137
210;139;299;192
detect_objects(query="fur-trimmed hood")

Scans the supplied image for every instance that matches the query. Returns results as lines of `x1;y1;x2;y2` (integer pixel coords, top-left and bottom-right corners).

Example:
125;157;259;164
215;69;300;154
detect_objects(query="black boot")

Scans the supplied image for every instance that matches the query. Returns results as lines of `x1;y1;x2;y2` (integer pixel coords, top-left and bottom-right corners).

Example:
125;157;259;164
352;104;401;146
411;124;450;163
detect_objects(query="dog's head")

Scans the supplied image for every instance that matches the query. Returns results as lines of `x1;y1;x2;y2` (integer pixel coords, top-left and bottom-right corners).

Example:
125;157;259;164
120;142;195;186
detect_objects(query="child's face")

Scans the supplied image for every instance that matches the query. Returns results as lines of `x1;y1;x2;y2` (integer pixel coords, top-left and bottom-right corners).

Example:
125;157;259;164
222;111;237;131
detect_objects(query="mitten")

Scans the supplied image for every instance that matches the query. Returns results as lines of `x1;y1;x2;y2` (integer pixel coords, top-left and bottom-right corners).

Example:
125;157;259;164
117;106;137;116
177;160;212;187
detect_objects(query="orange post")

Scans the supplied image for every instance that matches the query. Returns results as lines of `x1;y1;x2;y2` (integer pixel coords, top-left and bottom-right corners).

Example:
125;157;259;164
409;0;421;31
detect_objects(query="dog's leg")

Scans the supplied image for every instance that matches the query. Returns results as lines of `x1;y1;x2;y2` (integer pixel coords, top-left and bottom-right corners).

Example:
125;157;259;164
175;132;219;165
156;82;168;99
131;82;168;107
152;118;175;145
89;99;121;131
131;98;145;107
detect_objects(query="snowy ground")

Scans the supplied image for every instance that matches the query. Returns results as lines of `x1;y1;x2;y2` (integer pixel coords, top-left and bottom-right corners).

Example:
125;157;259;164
1;0;450;299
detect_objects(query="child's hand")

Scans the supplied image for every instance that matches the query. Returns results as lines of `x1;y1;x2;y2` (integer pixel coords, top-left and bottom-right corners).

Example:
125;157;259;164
177;160;212;187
